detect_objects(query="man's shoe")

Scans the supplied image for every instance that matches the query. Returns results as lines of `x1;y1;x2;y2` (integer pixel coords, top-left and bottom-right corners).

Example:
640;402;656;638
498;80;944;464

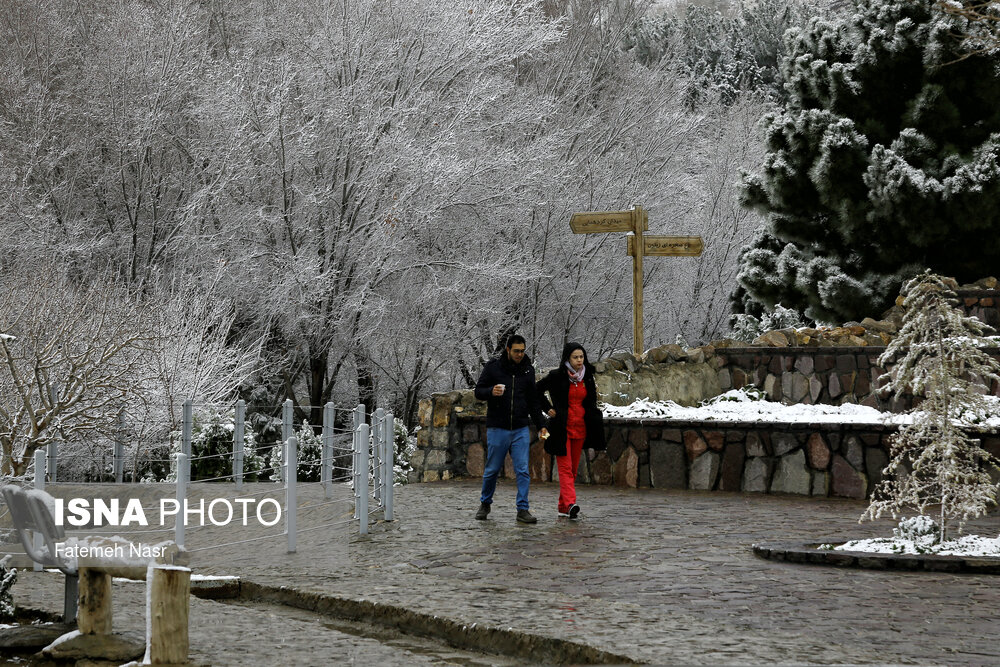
475;503;491;520
568;504;580;519
556;510;570;517
516;509;537;524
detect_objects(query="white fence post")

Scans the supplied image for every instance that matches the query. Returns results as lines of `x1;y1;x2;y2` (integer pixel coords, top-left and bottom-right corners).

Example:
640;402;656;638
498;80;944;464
384;412;394;521
278;399;293;483
175;453;188;549
373;408;384;506
234;399;245;490
286;436;297;554
182;400;193;459
32;449;45;571
47;441;57;484
357;424;369;535
352;405;364;519
322;402;333;499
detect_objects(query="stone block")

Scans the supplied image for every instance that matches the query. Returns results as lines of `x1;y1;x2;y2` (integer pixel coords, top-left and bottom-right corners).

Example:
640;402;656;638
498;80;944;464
629;429;649;452
424;449;447;468
782;372;809;403
418;398;432;428
705;431;725;452
809;377;823;403
794;356;815;375
843;436;864;469
865;446;889;493
684;431;708;461
719;444;746;491
744;432;766;456
811;471;830;496
649;441;687;489
717;368;732;391
614;447;639;487
764;374;780;401
732;368;748;389
742;457;773;493
689;451;720;490
639;463;651;488
806;433;830;469
422;470;441;482
590;452;613;484
432;394;453;428
431;429;450;449
838;372;856;393
606;429;628;460
831;454;867;498
771;450;811;495
814;354;836;372
662;429;683;442
462;424;480;443
577;452;591;483
530;440;551;482
828;373;843;399
467;443;485;477
836;355;857;374
854;371;871;398
772;432;799;456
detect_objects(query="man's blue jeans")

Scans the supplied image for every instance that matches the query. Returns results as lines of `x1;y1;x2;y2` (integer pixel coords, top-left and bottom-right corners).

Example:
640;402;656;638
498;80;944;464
480;427;531;510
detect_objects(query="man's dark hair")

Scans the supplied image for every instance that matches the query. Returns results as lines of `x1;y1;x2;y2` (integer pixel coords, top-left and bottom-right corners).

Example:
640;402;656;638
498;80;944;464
506;334;526;349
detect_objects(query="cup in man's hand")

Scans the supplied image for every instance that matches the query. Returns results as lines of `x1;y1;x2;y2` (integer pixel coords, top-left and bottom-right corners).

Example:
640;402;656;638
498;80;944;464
494;384;505;396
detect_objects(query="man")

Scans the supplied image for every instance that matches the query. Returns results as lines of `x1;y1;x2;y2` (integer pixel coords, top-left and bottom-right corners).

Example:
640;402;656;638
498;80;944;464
473;334;549;524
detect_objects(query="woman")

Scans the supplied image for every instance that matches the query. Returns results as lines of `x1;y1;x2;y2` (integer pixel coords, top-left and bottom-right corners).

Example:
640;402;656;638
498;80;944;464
537;342;606;518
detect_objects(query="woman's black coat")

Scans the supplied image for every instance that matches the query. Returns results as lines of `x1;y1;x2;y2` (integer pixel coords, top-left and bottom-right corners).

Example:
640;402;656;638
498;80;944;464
536;364;606;456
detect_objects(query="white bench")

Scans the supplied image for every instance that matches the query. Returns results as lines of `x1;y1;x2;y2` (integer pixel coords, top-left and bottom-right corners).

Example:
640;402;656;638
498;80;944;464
2;485;192;664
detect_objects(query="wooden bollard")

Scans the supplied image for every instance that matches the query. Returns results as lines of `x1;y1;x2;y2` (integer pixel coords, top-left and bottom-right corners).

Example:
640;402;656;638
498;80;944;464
145;565;191;664
77;567;113;634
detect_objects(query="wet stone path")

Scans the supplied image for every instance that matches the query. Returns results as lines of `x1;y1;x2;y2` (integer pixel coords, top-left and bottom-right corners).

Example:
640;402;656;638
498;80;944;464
10;480;1000;665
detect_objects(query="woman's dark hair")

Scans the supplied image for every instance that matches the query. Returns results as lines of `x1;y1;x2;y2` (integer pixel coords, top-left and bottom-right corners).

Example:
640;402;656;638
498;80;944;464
560;342;589;366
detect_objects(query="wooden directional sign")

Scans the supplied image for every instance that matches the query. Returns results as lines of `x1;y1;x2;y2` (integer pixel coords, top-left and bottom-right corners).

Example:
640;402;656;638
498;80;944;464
569;209;648;234
567;205;703;355
627;235;703;257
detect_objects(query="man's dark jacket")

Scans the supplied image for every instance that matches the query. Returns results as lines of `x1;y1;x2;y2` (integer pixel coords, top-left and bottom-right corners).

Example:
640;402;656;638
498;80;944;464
536;364;607;456
474;354;547;431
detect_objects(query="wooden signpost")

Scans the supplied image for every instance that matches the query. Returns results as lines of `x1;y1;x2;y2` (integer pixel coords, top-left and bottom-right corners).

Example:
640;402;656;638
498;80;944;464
569;205;703;356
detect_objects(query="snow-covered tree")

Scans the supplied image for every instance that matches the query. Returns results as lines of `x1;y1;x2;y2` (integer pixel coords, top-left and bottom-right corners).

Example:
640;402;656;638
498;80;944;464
864;273;1000;541
0;272;151;477
739;0;1000;323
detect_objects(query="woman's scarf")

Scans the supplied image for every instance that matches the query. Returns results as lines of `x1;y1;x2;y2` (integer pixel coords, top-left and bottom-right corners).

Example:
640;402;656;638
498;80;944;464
565;361;585;384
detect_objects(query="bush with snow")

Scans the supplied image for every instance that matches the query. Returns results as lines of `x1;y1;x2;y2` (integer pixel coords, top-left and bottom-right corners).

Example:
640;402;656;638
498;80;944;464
0;556;16;621
167;410;263;483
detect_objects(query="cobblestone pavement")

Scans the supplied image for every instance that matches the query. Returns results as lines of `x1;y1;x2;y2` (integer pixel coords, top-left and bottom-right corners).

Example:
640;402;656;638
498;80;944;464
9;480;1000;665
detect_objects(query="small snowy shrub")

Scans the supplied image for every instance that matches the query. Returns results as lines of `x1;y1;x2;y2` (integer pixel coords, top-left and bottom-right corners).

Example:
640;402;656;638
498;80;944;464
269;422;323;482
702;386;766;404
394;418;416;485
892;516;939;542
730;304;805;342
173;411;262;482
0;555;16;621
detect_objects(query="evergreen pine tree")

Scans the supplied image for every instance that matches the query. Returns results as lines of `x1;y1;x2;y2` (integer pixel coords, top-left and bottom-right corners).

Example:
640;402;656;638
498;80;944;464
864;273;1000;542
739;0;1000;322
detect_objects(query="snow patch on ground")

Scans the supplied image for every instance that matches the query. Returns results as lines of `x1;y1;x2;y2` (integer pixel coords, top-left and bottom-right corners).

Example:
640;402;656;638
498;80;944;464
600;389;1000;427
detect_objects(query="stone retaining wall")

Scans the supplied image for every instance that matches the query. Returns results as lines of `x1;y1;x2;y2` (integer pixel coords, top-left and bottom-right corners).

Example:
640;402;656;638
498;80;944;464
410;281;1000;496
412;406;1000;499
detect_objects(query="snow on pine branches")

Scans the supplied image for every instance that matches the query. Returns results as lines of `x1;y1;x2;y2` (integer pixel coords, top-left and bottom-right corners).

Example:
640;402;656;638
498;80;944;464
864;272;1000;542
